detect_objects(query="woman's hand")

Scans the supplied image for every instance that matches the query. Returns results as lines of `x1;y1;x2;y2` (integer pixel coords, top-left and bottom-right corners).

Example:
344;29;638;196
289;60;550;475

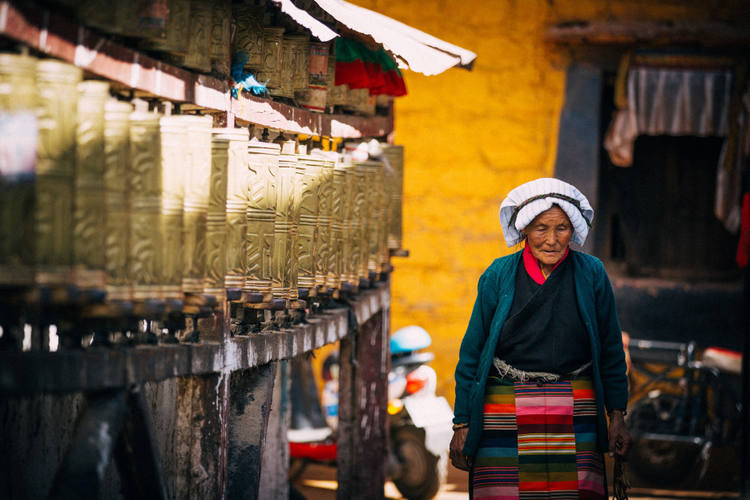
608;410;631;458
449;427;472;471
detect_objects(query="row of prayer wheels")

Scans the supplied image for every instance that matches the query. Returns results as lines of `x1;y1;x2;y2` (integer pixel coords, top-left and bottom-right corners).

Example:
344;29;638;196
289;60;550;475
0;54;404;306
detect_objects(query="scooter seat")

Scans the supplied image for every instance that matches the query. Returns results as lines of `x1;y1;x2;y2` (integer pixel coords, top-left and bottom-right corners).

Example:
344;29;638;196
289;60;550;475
702;347;742;375
287;427;333;443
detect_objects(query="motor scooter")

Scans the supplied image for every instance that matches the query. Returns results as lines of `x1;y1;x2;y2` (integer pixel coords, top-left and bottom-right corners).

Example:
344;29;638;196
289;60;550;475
624;336;743;489
288;325;453;500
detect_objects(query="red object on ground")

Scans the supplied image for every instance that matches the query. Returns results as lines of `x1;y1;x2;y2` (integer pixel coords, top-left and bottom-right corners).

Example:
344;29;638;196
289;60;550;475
737;192;750;268
289;441;338;462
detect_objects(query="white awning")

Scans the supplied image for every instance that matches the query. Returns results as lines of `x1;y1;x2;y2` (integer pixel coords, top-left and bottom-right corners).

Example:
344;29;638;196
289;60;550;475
272;0;476;76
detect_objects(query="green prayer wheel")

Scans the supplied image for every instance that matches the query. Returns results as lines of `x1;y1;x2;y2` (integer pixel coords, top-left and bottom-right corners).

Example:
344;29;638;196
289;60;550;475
129;109;162;301
103;99;133;301
246;140;280;301
73;80;110;290
182;115;213;295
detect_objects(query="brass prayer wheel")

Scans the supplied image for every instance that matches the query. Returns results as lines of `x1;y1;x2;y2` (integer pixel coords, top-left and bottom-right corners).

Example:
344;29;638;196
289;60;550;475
103;99;133;301
76;1;115;34
232;3;266;71
257;27;285;92
157;115;189;300
73;80;110;290
329;157;347;290
316;157;335;290
210;0;232;77
273;144;299;300
183;0;213;73
346;88;376;116
129;109;162;301
112;0;168;40
0;54;38;286
211;127;250;297
348;161;366;284
356;160;384;276
273;34;304;98
141;0;191;55
289;34;310;93
246;140;280;301
297;42;329;113
295;155;322;290
182;115;213;295
327;53;347;108
381;144;404;250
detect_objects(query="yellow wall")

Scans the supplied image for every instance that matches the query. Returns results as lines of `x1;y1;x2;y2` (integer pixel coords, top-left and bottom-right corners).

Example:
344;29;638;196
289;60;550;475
352;0;750;404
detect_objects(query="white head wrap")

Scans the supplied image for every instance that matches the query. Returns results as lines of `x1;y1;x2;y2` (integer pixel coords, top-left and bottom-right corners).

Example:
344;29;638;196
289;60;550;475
498;178;594;247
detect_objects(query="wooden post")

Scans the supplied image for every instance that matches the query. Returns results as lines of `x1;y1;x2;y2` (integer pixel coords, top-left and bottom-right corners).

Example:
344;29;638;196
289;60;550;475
226;363;277;500
259;360;290;500
337;307;389;500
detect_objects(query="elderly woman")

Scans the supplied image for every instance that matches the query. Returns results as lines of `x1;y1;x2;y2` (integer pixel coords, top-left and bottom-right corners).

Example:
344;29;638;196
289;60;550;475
450;178;630;499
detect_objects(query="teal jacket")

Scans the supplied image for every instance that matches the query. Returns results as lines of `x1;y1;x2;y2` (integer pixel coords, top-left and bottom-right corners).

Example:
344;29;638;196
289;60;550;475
453;249;628;454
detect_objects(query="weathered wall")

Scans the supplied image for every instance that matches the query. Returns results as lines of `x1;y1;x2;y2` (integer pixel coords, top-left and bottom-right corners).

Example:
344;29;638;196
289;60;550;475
353;0;750;404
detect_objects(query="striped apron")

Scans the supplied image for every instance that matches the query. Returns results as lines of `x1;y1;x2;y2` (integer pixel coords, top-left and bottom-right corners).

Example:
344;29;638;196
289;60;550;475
471;376;606;499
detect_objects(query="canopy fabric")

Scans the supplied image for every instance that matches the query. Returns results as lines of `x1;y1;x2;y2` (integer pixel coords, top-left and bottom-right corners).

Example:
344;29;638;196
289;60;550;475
274;0;476;76
273;0;338;41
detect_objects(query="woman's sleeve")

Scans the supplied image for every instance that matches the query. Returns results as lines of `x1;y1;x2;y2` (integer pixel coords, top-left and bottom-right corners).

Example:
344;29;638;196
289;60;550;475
594;261;629;411
453;271;498;424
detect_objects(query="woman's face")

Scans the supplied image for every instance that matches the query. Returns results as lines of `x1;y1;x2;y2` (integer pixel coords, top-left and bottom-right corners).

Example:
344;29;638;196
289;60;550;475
523;205;573;268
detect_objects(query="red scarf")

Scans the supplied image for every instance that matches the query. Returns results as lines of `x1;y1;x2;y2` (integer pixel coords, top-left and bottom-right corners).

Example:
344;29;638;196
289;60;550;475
523;243;570;285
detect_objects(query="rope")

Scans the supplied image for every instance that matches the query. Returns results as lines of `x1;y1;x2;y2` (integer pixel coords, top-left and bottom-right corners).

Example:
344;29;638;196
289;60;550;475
493;358;592;383
612;456;630;500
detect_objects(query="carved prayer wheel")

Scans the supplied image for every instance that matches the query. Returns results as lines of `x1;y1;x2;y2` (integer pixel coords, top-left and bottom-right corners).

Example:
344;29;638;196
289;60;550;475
356;160;384;276
257;27;285;93
381;144;404;250
246;140;280;301
295;155;320;290
183;0;213;73
273;144;299;300
0;54;37;285
232;3;266;71
142;0;191;55
289;34;310;93
346;88;376;116
157;115;189;300
317;157;334;289
112;0;168;40
329;157;347;290
73;81;110;290
129;109;162;301
210;0;232;77
348;162;366;284
211;127;250;298
273;34;299;98
182;115;213;295
297;42;329;113
103;99;133;301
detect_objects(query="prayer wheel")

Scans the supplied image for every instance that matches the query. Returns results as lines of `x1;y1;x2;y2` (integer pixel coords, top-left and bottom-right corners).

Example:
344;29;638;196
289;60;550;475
246;140;280;301
232;3;266;71
0;55;67;287
182;115;213;295
329;156;347;290
183;0;212;73
257;27;285;93
210;0;232;77
77;1;115;33
317;157;335;290
381;144;404;250
129;109;162;301
297;42;329;113
273;144;299;300
289;34;310;94
73;80;110;290
111;0;167;40
141;0;191;55
211;127;250;297
356;160;384;276
103;99;133;301
273;34;299;98
158;115;189;300
348;162;366;284
327;54;347;108
346;88;376;116
295;155;320;290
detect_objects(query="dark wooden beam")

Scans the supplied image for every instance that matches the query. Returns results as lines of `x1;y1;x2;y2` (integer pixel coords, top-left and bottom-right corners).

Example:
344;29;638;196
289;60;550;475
546;20;750;47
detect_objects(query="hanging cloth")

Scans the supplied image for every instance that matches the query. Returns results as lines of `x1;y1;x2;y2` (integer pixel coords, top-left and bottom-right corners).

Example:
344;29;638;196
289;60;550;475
603;51;747;232
334;38;407;97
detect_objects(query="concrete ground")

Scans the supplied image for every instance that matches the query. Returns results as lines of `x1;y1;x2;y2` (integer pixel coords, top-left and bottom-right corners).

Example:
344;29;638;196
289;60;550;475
292;462;741;499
